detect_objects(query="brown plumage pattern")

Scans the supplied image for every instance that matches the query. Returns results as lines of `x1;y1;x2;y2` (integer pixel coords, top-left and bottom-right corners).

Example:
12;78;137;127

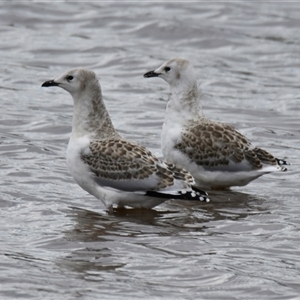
175;119;278;170
81;138;195;189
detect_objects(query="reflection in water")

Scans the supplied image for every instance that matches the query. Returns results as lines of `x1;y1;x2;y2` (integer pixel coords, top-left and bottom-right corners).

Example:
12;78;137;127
204;190;268;221
65;189;267;239
58;190;267;277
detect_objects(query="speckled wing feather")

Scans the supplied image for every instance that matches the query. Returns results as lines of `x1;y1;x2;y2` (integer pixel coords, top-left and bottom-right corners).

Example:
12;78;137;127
81;138;194;191
175;121;278;171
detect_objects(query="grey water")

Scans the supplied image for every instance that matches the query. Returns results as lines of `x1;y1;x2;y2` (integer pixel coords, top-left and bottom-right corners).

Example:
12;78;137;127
0;2;299;299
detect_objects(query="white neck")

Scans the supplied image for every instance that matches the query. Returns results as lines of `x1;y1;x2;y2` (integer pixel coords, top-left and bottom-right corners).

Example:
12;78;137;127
71;84;118;140
165;81;203;124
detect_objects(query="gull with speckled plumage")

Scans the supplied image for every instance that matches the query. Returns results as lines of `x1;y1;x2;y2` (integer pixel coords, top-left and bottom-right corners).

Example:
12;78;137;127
41;68;209;211
144;58;289;190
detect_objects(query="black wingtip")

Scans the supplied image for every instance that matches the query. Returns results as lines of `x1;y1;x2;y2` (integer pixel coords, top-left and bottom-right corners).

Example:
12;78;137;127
275;158;290;166
192;186;208;196
143;70;160;78
275;158;289;172
145;190;210;203
41;80;59;87
178;190;210;202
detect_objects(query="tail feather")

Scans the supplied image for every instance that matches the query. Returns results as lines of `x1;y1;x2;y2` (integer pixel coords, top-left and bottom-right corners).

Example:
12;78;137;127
145;190;210;202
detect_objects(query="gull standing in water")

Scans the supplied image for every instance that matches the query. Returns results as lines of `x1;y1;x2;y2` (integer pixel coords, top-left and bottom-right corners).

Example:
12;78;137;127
42;68;209;211
144;58;289;190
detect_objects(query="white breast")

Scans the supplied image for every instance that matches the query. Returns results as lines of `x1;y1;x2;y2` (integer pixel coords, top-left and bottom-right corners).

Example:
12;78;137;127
66;136;94;193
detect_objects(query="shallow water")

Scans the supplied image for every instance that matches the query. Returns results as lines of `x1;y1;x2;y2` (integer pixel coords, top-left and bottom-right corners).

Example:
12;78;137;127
0;2;299;300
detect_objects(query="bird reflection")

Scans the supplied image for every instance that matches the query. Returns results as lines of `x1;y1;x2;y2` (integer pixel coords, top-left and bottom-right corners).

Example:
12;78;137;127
63;189;268;242
57;190;268;276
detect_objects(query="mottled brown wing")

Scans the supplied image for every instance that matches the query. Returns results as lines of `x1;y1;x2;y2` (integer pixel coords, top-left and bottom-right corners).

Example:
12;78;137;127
81;138;186;190
175;122;277;171
164;162;195;186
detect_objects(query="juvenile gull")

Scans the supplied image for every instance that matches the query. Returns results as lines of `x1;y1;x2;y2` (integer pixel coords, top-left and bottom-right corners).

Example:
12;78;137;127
42;68;209;210
144;58;289;190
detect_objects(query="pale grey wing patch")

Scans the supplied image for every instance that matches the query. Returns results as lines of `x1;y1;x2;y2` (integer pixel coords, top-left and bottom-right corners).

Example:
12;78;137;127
81;138;178;191
175;121;275;172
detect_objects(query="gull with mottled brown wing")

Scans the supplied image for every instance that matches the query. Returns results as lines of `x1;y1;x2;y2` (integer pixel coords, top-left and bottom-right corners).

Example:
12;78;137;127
41;68;209;211
144;58;289;190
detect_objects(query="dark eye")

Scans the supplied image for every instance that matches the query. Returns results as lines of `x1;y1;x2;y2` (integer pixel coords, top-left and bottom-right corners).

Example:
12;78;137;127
164;67;171;72
67;75;74;81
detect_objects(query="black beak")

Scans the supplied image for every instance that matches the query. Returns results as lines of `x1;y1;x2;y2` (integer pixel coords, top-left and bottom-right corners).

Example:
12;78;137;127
143;70;160;78
41;80;59;87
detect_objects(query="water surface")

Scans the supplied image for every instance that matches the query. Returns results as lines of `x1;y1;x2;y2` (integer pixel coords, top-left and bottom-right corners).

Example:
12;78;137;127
0;2;299;300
